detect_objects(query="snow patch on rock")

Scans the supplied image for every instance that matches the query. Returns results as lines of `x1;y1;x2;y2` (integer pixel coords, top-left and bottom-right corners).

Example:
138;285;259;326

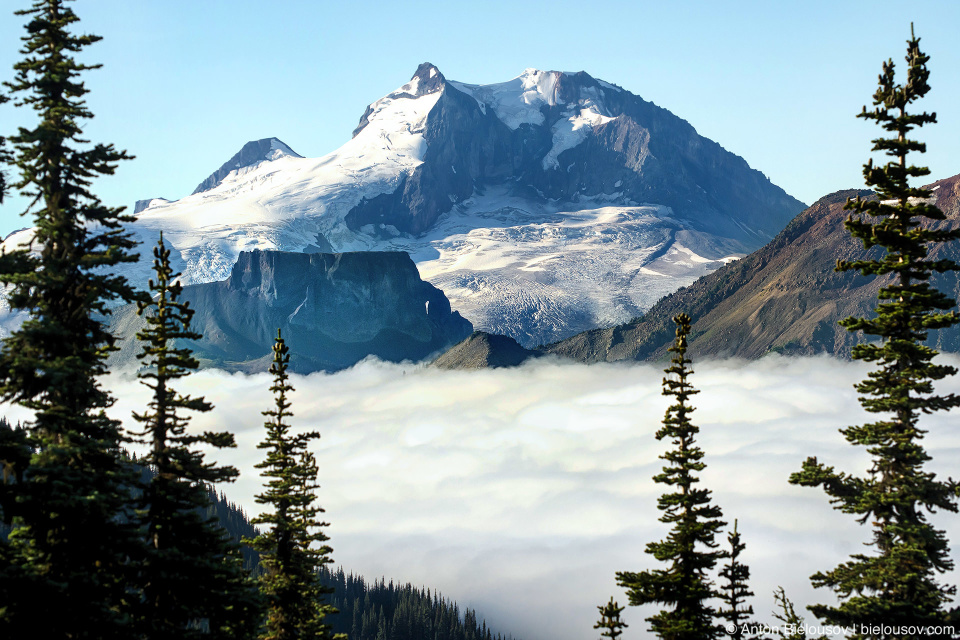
267;138;300;161
542;88;615;170
450;68;563;130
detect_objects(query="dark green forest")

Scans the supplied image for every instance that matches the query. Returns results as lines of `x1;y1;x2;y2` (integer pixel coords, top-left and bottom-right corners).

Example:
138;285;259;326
321;569;511;640
190;469;515;640
168;458;516;640
0;418;514;640
208;475;514;640
198;462;513;640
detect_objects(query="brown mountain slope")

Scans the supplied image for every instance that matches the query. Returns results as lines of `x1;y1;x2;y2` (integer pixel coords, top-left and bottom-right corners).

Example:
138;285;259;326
432;331;540;369
541;174;960;362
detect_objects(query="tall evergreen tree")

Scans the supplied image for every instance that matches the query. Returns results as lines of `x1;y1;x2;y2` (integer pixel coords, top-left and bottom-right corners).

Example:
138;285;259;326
294;448;342;639
789;27;959;636
770;588;806;640
247;330;340;640
594;597;628;640
0;92;9;203
0;418;29;523
0;1;143;636
133;234;260;639
616;313;726;640
716;520;754;639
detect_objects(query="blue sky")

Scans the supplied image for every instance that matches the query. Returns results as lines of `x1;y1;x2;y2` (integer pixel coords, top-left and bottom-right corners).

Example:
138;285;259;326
1;0;958;236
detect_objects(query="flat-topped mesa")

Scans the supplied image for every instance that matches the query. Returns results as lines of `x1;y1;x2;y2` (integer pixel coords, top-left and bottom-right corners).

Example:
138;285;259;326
196;250;471;371
110;249;473;373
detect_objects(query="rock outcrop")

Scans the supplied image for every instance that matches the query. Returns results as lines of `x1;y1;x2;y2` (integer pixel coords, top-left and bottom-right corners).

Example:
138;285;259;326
133;198;171;214
432;331;538;370
111;250;472;373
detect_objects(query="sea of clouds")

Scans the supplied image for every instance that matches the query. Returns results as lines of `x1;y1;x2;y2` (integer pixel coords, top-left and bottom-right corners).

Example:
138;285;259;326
7;354;960;640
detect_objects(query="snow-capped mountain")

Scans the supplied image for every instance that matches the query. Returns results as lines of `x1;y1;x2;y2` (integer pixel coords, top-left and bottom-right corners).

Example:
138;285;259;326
3;63;805;346
191;137;302;196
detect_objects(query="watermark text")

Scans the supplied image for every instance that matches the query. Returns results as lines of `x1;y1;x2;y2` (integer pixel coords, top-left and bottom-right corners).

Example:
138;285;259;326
725;622;956;637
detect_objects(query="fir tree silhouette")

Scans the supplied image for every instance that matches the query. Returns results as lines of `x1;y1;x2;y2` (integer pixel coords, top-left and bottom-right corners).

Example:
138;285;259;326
790;27;960;635
616;313;726;639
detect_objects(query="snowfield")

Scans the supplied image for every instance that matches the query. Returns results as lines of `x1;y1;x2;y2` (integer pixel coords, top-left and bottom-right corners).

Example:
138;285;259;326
345;187;737;345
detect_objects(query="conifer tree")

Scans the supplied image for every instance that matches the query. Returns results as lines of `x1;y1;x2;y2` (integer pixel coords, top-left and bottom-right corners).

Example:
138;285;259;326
0;418;29;521
294;448;342;639
247;330;341;640
0;93;8;204
770;588;806;640
595;597;628;640
0;1;143;636
616;313;726;639
789;27;959;635
716;520;754;639
133;234;260;639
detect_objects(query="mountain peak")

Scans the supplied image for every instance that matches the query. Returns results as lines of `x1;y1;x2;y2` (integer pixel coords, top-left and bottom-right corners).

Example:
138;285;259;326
399;62;446;98
120;63;806;349
192;138;301;195
351;64;446;138
433;331;538;370
412;62;446;91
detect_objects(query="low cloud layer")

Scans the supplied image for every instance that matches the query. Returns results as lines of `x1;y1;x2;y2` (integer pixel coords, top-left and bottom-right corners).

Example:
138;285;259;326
7;355;960;640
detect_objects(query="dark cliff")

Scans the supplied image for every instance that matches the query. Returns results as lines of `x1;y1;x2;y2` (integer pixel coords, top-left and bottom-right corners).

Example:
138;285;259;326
111;250;473;373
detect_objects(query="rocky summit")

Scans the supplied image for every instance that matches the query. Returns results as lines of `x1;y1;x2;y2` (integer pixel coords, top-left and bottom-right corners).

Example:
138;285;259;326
432;331;539;370
349;63;802;244
191;138;302;195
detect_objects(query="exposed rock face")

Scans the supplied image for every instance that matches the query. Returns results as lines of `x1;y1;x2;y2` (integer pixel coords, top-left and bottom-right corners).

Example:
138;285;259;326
345;63;511;236
111;250;472;373
191;138;302;195
541;173;960;362
432;331;538;370
134;198;171;214
345;63;803;244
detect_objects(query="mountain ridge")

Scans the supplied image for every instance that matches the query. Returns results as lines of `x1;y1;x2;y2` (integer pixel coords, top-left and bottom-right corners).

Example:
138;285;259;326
433;331;539;370
538;173;960;362
192;137;302;195
3;63;806;347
